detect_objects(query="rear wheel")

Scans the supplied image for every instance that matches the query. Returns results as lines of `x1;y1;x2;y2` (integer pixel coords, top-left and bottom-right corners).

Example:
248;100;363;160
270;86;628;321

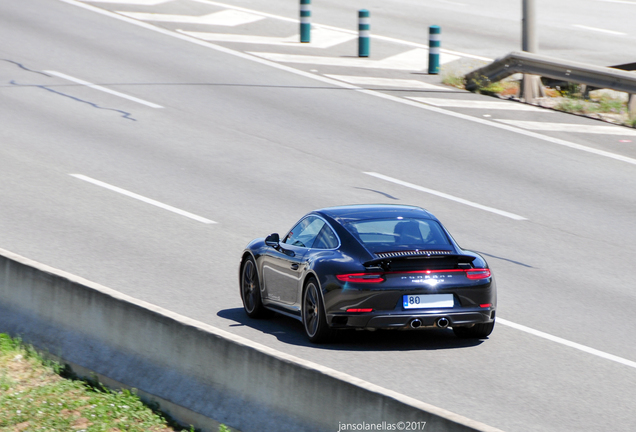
452;320;495;339
302;278;332;343
240;257;268;318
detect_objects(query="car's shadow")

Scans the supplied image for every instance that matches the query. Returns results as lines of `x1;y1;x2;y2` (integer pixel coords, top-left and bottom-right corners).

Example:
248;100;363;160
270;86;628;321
218;308;484;351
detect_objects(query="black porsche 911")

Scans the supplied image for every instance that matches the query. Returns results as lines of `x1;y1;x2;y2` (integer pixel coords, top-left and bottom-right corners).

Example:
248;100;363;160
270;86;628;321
239;204;496;343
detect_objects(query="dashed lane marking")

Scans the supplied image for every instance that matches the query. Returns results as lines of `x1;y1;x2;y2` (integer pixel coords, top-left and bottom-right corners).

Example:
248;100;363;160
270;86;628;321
44;70;163;108
178;27;356;48
495;120;636;135
410;97;551;111
325;75;457;91
116;10;265;26
248;49;460;71
498;318;636;370
71;174;216;224
83;0;172;4
364;172;528;221
572;24;627;36
595;0;636;5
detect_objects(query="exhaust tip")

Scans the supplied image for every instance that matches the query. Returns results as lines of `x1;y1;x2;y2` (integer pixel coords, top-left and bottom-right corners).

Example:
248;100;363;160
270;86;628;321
410;319;422;329
436;317;450;329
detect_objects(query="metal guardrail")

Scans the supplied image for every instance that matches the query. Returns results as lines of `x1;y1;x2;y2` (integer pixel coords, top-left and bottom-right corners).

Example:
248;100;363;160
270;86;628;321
464;51;636;115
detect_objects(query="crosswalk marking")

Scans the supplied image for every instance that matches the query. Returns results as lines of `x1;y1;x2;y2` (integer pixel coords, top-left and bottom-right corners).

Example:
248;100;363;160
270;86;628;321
410;97;550;111
178;27;356;48
325;75;457;91
495;120;636;135
84;0;172;4
248;49;460;71
117;10;265;26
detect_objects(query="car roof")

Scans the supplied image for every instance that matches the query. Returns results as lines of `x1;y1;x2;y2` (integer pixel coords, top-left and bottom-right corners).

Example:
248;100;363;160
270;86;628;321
315;204;437;224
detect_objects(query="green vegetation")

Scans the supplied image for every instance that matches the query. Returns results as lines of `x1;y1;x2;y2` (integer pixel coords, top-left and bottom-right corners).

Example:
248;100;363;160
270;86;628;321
0;333;231;432
443;71;518;97
554;97;587;114
468;75;506;96
441;71;465;89
457;69;635;127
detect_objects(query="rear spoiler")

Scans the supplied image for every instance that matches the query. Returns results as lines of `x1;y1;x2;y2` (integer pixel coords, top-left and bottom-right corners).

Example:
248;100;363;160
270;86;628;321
363;253;477;267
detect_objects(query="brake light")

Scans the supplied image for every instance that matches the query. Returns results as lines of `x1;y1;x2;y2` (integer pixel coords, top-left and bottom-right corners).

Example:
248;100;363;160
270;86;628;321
466;269;491;280
480;304;492;308
337;269;490;282
336;273;385;283
346;308;374;313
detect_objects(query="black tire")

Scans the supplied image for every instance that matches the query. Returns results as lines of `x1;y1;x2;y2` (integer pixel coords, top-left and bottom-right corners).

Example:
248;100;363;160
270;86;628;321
452;320;495;339
302;278;332;343
240;256;268;319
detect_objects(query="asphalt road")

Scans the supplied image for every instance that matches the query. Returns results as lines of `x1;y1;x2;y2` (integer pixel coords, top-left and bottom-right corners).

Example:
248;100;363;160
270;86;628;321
2;1;636;431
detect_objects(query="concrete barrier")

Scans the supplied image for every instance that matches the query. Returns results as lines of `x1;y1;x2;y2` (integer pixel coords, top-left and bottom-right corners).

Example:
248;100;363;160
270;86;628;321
0;248;504;432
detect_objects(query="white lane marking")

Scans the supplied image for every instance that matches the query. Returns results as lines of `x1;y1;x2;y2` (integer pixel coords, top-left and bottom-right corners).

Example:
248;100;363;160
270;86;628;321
187;0;491;62
44;70;163;108
495;119;636;136
178;27;356;48
60;0;636;168
83;0;171;4
433;0;466;5
117;10;264;26
364;172;527;221
410;97;550;111
70;174;216;224
572;24;627;36
498;318;636;370
249;49;460;71
598;0;636;3
325;75;458;91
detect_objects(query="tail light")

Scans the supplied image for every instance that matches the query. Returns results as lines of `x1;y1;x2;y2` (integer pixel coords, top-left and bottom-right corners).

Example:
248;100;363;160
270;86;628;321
346;308;374;313
466;269;491;280
337;269;491;282
336;273;384;283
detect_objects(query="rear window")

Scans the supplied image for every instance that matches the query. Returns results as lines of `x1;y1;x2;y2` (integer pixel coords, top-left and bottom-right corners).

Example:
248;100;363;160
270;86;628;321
345;218;451;252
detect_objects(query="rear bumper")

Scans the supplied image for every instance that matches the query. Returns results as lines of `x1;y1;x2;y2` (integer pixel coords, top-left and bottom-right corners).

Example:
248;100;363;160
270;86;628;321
327;309;495;329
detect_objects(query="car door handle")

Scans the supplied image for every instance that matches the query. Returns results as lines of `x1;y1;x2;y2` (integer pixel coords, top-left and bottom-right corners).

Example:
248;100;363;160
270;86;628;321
290;263;299;270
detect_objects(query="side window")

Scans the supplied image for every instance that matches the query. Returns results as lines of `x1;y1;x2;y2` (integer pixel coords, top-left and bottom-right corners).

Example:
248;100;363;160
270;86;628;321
312;224;338;249
283;216;325;248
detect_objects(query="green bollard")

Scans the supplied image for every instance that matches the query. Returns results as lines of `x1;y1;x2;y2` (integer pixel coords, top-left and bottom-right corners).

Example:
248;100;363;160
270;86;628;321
300;0;311;43
428;25;441;74
358;10;370;57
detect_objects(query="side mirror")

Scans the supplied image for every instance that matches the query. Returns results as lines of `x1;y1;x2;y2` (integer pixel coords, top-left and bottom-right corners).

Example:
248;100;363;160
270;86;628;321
265;233;280;248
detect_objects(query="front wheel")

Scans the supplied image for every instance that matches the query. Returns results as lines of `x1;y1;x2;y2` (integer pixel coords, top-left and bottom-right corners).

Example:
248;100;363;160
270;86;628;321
452;320;495;339
240;257;268;319
302;278;332;343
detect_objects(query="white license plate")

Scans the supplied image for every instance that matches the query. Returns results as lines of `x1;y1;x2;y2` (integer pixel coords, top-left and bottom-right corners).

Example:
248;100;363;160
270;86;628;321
403;294;454;309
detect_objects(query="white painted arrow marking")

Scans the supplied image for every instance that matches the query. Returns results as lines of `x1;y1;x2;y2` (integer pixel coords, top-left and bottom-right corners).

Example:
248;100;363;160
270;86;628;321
117;9;264;26
249;49;460;71
178;27;356;48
